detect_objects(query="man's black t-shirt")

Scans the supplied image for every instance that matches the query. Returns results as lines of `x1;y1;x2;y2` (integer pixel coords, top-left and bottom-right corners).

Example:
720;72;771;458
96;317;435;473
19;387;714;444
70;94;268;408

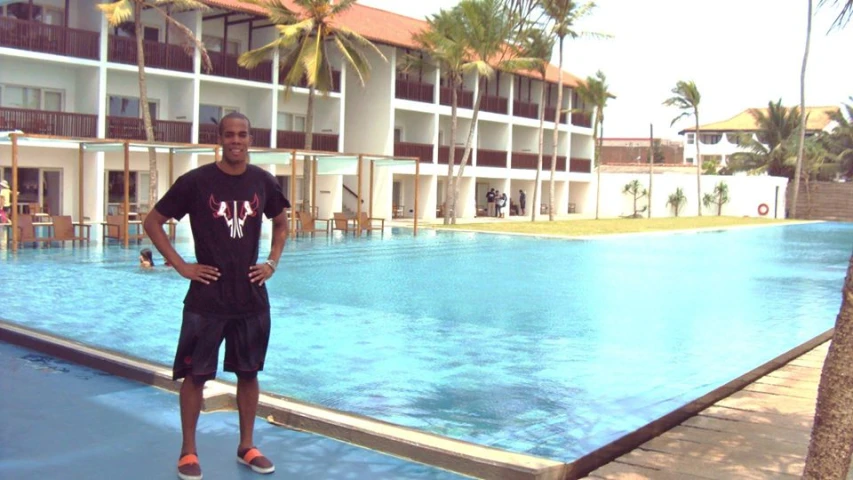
154;163;290;315
486;191;495;203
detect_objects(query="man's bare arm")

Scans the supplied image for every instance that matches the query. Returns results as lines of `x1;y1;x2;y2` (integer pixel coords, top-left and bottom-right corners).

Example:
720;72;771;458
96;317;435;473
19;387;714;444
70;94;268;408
143;209;220;284
249;209;288;286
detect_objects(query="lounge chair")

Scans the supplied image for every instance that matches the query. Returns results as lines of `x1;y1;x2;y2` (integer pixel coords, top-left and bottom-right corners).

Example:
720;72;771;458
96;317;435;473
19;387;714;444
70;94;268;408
357;212;385;234
14;214;53;247
105;214;145;243
51;215;90;245
331;212;356;235
296;211;329;236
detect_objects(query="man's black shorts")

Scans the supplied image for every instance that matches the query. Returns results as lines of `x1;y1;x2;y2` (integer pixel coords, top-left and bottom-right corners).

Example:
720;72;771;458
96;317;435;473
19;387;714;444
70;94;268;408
172;309;271;382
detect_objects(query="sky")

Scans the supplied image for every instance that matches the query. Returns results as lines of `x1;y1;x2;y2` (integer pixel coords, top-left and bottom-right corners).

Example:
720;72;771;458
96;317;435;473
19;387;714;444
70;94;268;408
357;0;852;140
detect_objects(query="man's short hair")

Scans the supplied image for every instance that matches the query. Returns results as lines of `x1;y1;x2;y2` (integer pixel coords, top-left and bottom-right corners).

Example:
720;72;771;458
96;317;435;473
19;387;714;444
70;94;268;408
218;112;252;136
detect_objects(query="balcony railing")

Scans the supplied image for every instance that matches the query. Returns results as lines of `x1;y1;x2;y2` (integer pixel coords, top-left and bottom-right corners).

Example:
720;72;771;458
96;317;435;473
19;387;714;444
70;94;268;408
198;125;272;147
480;94;508;115
209;50;272;83
437;146;469;165
395;78;434;103
513;100;539;120
571;112;593;128
106;117;192;143
276;130;339;152
0;107;97;137
0;17;99;60
279;70;342;92
511;152;565;170
439;87;474;109
476;148;507;168
394;142;433;163
108;35;193;72
569;158;592;173
543;106;568;124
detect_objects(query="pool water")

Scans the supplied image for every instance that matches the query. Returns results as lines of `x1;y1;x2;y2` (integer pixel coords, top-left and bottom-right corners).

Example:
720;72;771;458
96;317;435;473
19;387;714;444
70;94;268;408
0;222;849;461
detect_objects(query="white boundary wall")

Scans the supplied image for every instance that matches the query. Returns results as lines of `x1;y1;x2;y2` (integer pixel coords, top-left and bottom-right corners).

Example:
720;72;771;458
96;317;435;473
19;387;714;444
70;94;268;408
591;173;788;219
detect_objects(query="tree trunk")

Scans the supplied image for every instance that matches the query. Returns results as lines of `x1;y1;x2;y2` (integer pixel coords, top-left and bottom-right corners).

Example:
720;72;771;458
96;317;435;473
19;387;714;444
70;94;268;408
444;80;458;226
303;85;316;213
792;0;813;219
596;119;603;219
532;74;546;222
549;37;564;222
135;2;158;207
695;112;701;216
452;77;485;225
805;175;812;218
802;252;853;479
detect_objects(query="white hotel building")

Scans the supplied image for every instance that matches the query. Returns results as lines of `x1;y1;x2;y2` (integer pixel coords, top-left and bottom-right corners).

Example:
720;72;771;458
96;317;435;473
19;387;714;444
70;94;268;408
0;0;595;226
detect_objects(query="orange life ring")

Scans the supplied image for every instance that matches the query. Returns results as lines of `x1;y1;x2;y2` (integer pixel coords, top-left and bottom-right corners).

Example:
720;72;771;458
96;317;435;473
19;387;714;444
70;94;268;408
757;203;769;216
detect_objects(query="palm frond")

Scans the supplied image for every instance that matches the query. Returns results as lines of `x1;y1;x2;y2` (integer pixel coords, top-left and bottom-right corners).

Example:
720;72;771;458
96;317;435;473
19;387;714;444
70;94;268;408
97;1;134;26
238;40;280;69
150;0;208;13
243;0;298;25
148;3;212;72
333;36;371;85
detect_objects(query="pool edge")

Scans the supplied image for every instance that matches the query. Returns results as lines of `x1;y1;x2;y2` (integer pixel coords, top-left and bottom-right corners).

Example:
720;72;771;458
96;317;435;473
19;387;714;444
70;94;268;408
0;319;567;480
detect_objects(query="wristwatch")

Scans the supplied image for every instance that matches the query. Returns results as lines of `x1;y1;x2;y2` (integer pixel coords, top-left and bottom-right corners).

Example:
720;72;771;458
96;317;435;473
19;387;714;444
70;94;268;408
264;258;277;272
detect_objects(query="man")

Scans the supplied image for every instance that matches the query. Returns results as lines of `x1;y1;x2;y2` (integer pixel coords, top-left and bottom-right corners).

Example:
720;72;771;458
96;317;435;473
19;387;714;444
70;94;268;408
143;112;290;480
518;189;526;216
486;187;496;217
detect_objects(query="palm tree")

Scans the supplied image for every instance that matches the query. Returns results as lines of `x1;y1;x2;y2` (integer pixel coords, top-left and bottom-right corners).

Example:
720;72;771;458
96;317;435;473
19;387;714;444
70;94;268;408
824;98;853;177
539;0;601;221
701;181;729;216
663;80;702;216
666;187;686;217
792;0;813;218
239;0;386;213
727;100;802;177
622;179;646;218
98;0;211;206
414;0;528;224
575;70;615;220
819;0;853;31
516;28;554;222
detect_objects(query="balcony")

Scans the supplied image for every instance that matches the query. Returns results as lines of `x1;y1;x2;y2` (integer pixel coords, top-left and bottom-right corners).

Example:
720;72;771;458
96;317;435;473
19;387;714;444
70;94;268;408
394;142;433;163
395;78;434;103
513;100;539;120
209;51;272;83
571;112;593;128
276;130;339;152
108;35;193;72
510;152;565;170
570;158;592;173
480;94;508;115
437;146;469;165
439;87;474;109
106;117;192;143
476;148;507;168
279;70;342;93
198;125;272;147
0;17;99;60
0;107;97;137
543;106;568;124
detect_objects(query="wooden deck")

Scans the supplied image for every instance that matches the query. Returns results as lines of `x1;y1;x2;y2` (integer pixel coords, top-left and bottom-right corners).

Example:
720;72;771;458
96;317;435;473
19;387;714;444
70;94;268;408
582;341;849;479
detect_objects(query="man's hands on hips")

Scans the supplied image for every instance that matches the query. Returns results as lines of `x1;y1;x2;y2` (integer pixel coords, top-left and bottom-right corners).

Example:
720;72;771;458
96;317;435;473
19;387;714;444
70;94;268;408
249;263;275;286
177;263;220;284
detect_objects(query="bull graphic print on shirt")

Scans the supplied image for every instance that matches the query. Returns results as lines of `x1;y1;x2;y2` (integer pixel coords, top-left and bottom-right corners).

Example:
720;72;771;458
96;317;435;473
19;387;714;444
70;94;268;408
209;193;260;239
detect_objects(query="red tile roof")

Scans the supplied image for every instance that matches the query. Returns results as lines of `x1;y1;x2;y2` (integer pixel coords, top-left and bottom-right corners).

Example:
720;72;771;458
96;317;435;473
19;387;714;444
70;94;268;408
198;0;581;87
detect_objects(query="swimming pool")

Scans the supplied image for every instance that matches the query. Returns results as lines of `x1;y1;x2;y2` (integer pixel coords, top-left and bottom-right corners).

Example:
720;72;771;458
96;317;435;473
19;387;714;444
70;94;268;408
0;222;849;461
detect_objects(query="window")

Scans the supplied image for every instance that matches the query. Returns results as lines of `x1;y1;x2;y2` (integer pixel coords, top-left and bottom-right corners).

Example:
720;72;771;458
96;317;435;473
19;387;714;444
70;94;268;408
1;85;63;111
203;35;239;55
394;128;402;143
686;133;695;145
105;170;150;213
686;157;695;165
201;105;239;124
108;96;157;119
277;112;305;132
143;26;159;42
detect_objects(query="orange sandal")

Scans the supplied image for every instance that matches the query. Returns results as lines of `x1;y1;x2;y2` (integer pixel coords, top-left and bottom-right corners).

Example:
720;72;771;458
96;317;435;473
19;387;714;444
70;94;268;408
177;453;202;480
237;447;275;474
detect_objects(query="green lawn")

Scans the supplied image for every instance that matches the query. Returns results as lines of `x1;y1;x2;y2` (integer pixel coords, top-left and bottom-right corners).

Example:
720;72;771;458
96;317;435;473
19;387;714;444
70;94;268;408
437;216;797;237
